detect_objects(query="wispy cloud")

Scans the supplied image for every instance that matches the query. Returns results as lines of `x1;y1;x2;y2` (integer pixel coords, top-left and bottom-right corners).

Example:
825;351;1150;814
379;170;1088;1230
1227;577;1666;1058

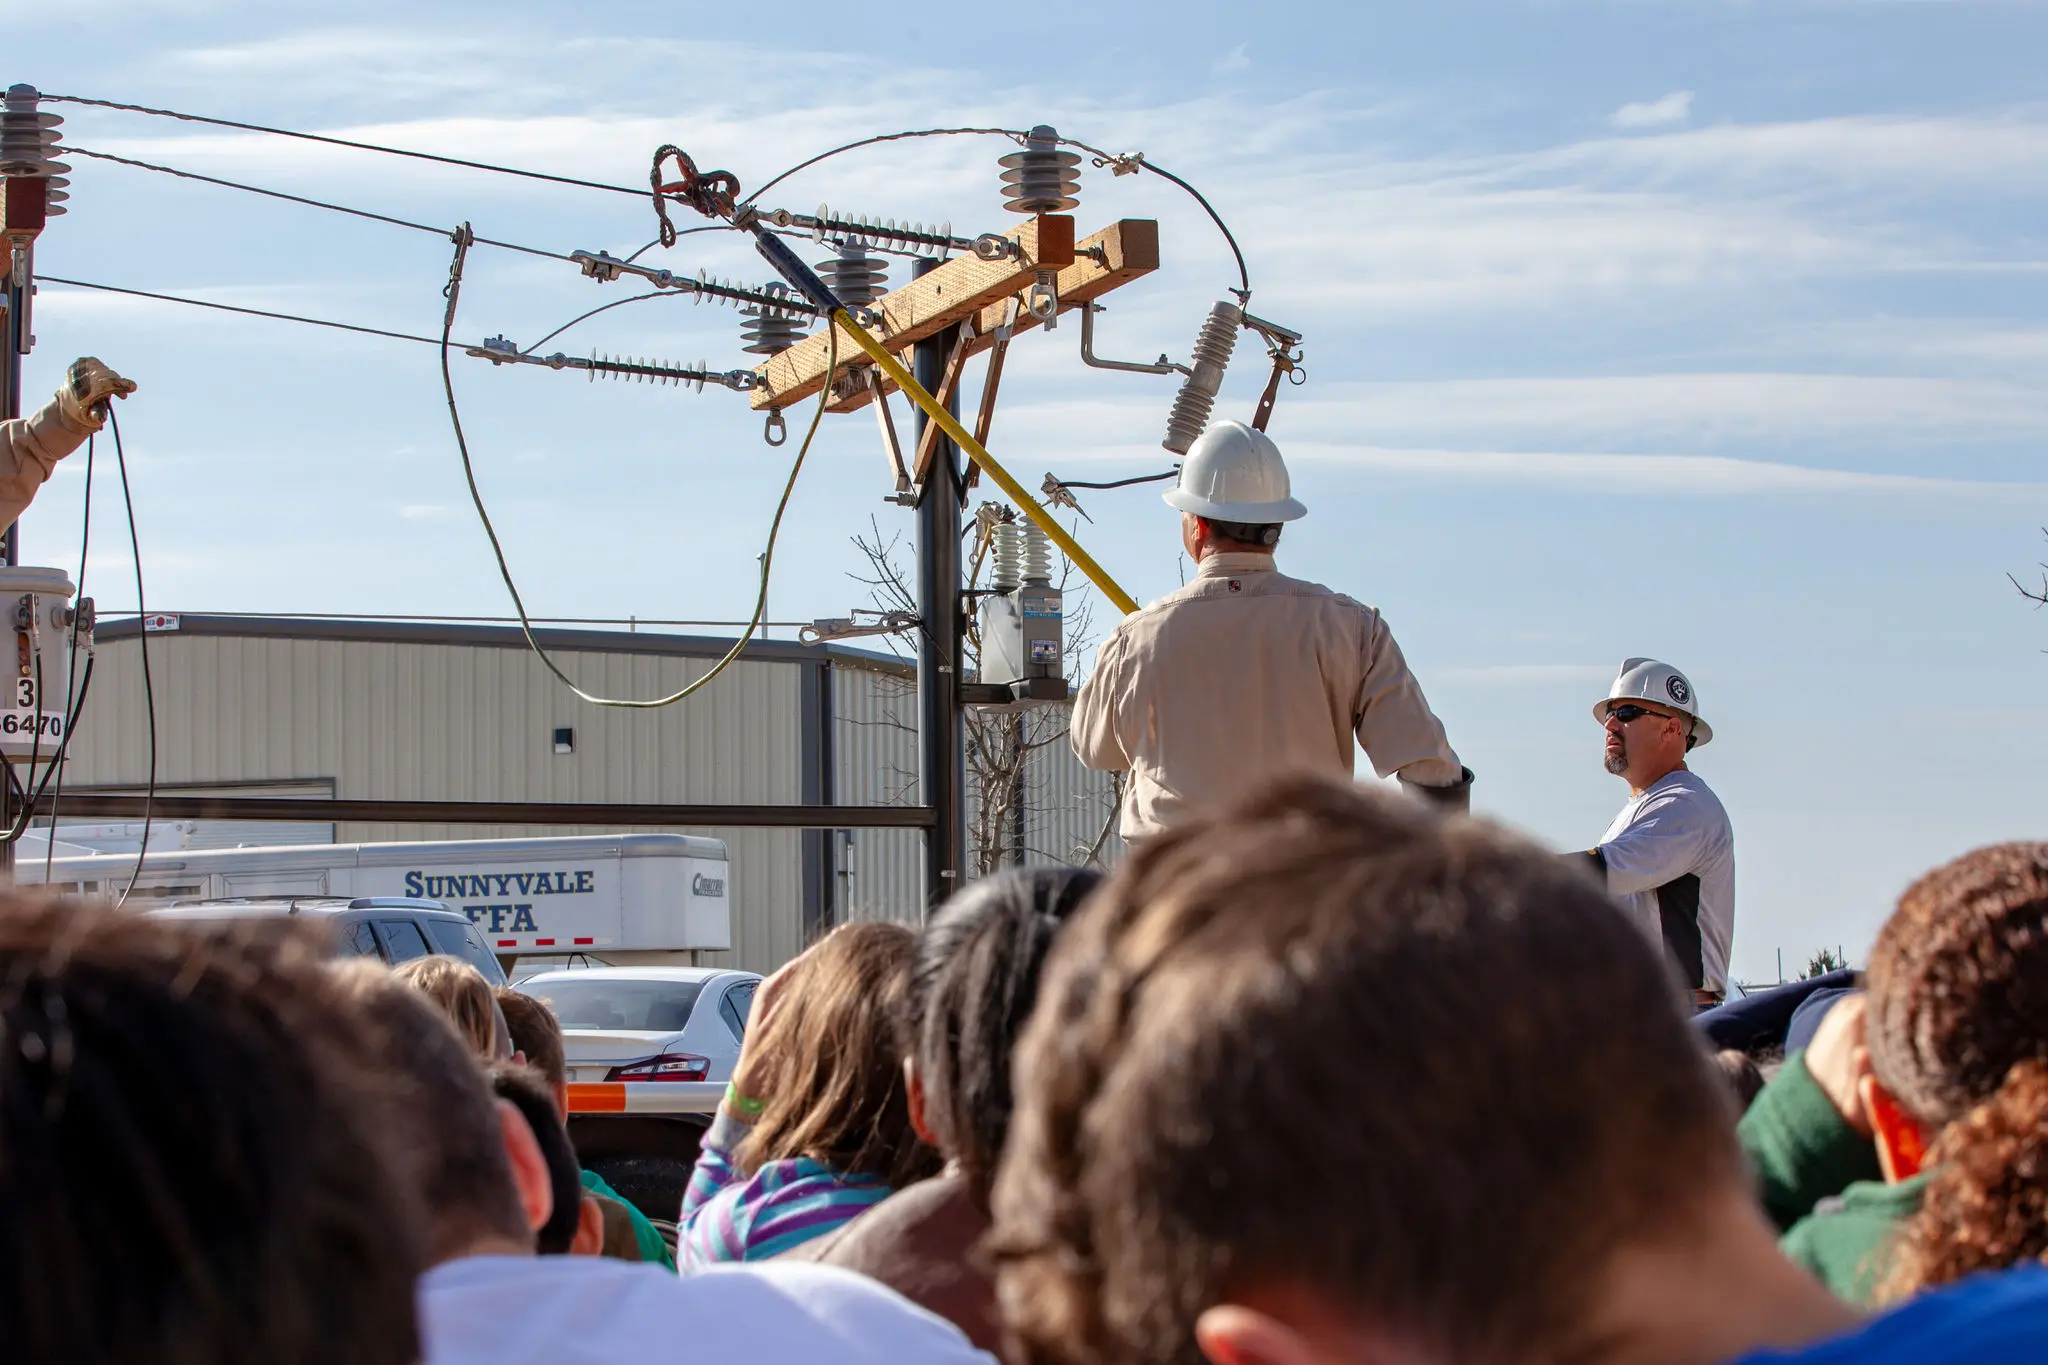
1611;91;1694;130
1214;43;1251;74
1436;663;1614;687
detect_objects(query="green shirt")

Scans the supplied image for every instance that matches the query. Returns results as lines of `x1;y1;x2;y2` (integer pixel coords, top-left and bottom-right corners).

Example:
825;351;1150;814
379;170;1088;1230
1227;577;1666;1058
580;1167;677;1273
1782;1173;1930;1304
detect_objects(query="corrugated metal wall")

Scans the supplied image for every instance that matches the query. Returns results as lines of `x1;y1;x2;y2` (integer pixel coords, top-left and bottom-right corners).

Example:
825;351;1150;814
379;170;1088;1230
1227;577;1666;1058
830;663;923;923
63;632;808;972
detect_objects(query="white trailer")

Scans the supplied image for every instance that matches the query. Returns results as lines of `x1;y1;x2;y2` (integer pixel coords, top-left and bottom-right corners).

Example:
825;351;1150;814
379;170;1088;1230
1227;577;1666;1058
22;833;732;964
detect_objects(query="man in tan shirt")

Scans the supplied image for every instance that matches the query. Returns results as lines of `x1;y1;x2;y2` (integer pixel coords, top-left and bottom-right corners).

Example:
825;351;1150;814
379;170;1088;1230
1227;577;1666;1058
1073;421;1470;841
0;358;137;529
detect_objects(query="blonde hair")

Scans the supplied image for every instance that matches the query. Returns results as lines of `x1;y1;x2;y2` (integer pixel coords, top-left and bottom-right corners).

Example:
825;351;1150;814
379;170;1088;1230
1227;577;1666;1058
392;956;510;1061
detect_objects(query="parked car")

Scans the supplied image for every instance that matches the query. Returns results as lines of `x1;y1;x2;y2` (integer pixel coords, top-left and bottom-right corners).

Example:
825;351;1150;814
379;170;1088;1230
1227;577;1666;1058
517;965;761;1218
518;965;759;1085
147;897;507;986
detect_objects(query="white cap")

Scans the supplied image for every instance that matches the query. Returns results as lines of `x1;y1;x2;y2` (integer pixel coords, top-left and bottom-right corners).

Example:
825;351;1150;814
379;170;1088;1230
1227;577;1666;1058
1162;420;1307;524
1594;657;1712;748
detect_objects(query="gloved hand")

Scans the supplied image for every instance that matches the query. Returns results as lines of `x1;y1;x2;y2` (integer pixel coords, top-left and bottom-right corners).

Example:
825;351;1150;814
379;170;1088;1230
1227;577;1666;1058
56;357;137;430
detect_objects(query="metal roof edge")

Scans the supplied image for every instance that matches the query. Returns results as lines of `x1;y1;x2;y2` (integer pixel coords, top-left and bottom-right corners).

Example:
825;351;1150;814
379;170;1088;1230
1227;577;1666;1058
93;614;914;675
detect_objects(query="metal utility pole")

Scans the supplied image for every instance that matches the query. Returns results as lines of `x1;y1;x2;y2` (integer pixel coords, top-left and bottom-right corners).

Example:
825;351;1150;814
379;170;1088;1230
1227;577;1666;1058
911;257;967;908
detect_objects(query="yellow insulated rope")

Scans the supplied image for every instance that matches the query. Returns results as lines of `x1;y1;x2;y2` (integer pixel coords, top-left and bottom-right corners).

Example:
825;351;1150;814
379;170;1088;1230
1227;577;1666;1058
830;310;1142;617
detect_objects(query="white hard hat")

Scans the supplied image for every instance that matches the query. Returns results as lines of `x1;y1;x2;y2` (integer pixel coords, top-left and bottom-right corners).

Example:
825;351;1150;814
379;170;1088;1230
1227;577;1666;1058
1594;657;1712;748
1162;420;1308;524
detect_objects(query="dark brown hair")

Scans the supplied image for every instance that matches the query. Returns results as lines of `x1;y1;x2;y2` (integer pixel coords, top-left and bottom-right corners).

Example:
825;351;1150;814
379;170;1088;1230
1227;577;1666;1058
903;867;1098;1205
1867;843;2048;1299
736;921;938;1189
1713;1048;1766;1112
989;776;1740;1365
489;1063;580;1255
326;959;529;1261
0;898;422;1365
498;989;567;1092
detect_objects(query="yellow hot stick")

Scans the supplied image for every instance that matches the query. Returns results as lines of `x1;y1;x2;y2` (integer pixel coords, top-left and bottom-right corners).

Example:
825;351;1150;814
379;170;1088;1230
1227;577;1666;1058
832;309;1142;617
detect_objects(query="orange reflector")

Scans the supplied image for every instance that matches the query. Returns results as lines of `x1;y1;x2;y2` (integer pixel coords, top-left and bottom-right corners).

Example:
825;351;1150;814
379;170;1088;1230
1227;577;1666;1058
566;1082;627;1114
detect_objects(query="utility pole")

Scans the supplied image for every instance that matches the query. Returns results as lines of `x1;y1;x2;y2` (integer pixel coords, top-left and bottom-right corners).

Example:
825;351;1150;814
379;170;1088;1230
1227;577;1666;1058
912;256;966;909
0;82;65;875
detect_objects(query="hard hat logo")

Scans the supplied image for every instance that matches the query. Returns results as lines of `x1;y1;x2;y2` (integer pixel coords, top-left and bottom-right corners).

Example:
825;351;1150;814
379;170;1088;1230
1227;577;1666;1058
1666;675;1690;705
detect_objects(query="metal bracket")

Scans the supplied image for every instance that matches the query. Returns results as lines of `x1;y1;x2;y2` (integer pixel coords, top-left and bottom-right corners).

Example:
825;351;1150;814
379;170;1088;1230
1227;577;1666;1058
870;369;911;495
799;610;921;646
1079;302;1185;376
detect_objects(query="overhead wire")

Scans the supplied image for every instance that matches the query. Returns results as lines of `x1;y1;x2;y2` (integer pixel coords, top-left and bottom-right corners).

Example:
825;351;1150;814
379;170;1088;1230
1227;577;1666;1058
42;275;450;347
437;225;839;708
57;145;579;262
42;93;655;199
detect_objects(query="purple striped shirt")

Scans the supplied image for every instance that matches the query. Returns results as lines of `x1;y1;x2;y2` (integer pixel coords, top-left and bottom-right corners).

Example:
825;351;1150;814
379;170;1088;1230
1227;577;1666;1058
677;1110;893;1270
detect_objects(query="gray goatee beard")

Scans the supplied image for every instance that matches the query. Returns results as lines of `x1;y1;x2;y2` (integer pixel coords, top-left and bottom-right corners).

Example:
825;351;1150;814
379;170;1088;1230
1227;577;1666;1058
1603;743;1628;776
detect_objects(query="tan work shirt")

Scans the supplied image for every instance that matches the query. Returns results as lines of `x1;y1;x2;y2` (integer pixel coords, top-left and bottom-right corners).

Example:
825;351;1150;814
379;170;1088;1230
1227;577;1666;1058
0;395;94;530
1073;552;1463;840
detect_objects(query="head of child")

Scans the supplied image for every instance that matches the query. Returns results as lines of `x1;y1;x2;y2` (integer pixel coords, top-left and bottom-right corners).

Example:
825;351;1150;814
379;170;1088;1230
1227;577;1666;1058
737;921;938;1188
900;866;1099;1207
393;955;512;1062
991;776;1850;1365
1863;843;2048;1298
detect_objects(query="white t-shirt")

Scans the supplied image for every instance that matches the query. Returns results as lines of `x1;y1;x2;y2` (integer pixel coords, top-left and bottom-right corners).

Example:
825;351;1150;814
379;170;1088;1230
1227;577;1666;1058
1596;767;1736;994
419;1254;998;1365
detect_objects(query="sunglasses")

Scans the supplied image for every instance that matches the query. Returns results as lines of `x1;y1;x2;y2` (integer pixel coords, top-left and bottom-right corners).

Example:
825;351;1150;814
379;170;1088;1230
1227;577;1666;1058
1606;704;1675;725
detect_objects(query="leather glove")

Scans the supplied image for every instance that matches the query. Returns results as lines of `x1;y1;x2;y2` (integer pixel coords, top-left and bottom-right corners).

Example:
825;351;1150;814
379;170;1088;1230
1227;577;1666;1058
1408;767;1475;815
55;357;137;430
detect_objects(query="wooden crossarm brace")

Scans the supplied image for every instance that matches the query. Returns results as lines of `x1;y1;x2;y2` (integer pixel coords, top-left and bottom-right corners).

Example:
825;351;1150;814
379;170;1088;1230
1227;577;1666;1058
911;317;976;485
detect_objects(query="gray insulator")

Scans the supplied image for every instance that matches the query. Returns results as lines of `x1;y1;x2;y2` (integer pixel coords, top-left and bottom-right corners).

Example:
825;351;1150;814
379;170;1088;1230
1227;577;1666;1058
739;283;809;356
0;86;67;213
1020;522;1053;584
999;124;1081;215
991;523;1023;591
1162;302;1243;454
815;242;888;308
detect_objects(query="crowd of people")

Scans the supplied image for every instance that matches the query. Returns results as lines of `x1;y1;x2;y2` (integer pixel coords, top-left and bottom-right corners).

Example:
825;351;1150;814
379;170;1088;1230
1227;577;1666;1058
3;774;2045;1364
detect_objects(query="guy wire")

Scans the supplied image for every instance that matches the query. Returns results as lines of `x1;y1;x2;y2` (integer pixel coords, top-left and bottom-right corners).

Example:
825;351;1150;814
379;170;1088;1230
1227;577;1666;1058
438;223;838;709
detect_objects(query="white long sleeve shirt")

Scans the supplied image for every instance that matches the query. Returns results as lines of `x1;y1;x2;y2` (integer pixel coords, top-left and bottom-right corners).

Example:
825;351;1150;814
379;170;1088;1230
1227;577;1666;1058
1595;767;1736;994
1072;553;1464;840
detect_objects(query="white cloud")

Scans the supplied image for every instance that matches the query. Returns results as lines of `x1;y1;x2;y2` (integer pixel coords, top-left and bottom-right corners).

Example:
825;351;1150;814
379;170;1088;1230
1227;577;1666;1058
1612;91;1695;130
1293;443;2045;498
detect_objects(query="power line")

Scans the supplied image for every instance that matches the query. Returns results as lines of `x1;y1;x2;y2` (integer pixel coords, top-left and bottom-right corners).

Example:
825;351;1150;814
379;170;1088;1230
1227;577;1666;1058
43;92;653;199
59;145;577;262
97;611;815;629
40;275;447;347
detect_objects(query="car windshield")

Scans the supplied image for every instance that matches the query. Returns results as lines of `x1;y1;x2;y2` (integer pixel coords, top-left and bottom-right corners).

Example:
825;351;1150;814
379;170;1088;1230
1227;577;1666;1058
527;978;706;1032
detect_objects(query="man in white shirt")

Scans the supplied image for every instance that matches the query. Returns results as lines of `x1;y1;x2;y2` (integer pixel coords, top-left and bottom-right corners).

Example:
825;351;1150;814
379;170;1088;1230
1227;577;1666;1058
325;962;995;1365
1579;658;1736;1007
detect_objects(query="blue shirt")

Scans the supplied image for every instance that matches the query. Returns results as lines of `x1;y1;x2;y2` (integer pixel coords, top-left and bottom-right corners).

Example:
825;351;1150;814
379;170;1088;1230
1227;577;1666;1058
1730;1267;2048;1364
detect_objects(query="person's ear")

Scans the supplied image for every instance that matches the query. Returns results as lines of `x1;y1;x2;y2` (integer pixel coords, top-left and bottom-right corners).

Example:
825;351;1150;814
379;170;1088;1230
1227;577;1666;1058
552;1078;572;1124
903;1058;937;1147
1859;1074;1929;1183
1196;1306;1333;1365
495;1099;555;1235
570;1194;606;1256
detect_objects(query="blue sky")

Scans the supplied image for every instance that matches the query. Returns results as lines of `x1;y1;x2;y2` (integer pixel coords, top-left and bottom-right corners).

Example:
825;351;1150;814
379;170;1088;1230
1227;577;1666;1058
11;0;2048;983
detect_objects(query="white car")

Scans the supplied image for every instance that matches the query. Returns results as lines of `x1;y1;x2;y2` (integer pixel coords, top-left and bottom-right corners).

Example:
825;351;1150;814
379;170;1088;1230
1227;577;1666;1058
519;966;760;1086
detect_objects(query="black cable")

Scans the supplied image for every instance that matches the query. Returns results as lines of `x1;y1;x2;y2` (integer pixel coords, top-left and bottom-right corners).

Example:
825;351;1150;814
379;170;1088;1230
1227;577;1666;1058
41;275;447;346
44;93;652;199
741;127;1028;209
438;225;839;709
58;145;577;263
520;289;677;355
108;407;155;906
42;424;94;880
1051;469;1179;490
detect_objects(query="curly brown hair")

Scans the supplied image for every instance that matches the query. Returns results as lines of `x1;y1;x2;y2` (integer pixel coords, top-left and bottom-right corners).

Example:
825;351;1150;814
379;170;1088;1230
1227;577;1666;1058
989;775;1739;1365
1870;842;2048;1300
